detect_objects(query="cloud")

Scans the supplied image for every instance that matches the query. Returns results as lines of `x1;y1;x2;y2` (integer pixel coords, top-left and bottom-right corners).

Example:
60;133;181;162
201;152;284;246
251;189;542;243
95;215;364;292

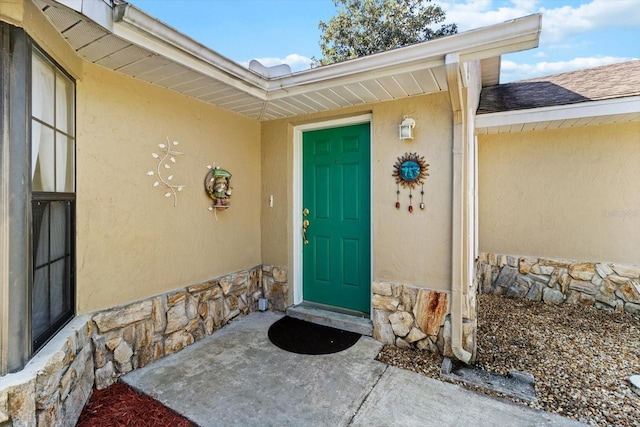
440;0;640;43
240;54;313;73
541;0;640;42
501;56;638;82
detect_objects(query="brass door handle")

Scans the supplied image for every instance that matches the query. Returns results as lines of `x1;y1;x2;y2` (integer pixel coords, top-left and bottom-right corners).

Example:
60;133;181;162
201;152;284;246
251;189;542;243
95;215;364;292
302;215;310;245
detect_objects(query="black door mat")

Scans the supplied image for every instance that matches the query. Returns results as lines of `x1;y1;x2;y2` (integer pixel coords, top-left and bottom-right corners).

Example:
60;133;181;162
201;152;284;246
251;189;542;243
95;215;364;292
268;316;361;355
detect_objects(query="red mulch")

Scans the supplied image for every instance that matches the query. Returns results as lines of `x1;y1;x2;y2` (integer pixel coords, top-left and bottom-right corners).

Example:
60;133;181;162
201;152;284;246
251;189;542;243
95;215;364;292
77;382;196;427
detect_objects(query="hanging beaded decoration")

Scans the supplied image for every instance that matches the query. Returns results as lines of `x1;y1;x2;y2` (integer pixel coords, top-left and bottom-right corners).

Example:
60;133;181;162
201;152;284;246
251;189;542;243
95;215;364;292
392;152;429;213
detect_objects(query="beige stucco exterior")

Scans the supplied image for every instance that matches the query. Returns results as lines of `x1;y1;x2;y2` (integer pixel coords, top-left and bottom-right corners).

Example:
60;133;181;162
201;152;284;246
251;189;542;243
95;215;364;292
75;63;262;312
6;2;263;314
478;121;640;265
261;92;455;303
8;0;458;318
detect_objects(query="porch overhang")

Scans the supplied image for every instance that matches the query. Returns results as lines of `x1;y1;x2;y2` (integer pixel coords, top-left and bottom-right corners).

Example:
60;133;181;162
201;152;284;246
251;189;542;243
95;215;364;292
476;95;640;134
34;0;541;121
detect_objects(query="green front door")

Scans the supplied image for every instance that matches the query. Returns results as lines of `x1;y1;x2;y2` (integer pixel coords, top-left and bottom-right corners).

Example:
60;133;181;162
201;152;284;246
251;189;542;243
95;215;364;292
302;123;371;313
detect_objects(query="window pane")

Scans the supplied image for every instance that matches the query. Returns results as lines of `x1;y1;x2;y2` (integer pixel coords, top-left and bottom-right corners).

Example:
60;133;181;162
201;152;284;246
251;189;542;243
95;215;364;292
32;121;55;192
55;74;74;134
50;259;67;321
32;266;49;339
32;52;54;126
32;201;50;268
56;132;74;192
49;202;67;260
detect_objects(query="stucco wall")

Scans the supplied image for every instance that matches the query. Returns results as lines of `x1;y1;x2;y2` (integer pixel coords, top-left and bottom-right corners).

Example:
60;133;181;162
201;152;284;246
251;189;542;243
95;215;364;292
478;121;640;265
76;63;262;312
261;92;454;301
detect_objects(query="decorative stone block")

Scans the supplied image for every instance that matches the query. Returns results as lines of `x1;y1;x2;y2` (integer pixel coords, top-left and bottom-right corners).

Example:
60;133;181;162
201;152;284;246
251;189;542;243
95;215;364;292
152;296;167;333
372;309;395;345
61;357;94;427
372;281;393;296
395;337;411;349
611;264;640;279
518;257;537;274
165;301;188;334
400;286;418;312
617;281;640;303
505;277;531;299
0;390;9;423
388;311;413;337
405;327;427;343
9;379;37;426
538;258;572;268
93;300;153;333
525;282;543;301
595;263;614;278
569;263;596;281
35;350;66;409
164;331;195;355
167;291;186;306
568;279;598;295
542;288;564;304
625;302;640;315
272;266;287;283
372;294;400;311
187;281;215;293
414;290;448;336
492;266;519;293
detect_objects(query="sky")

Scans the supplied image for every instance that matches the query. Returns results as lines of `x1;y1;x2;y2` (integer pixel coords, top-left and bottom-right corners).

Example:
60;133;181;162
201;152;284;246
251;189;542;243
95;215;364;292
130;0;640;82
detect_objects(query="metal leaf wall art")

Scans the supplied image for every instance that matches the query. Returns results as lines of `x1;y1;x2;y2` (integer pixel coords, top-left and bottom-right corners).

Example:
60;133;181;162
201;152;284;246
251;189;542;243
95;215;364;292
147;138;186;207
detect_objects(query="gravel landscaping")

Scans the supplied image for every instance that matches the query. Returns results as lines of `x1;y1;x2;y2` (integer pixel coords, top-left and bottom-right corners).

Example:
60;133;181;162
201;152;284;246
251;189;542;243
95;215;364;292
376;293;640;426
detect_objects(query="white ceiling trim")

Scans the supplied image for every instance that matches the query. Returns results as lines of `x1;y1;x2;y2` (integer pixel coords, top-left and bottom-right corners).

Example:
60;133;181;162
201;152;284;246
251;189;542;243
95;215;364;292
475;96;640;134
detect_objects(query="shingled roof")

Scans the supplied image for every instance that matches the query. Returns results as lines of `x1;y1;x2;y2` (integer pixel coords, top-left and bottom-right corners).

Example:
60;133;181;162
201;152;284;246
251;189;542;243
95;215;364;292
478;60;640;114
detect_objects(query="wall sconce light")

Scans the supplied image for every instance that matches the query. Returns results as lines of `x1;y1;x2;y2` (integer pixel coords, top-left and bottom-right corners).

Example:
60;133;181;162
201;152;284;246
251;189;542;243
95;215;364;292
399;117;416;140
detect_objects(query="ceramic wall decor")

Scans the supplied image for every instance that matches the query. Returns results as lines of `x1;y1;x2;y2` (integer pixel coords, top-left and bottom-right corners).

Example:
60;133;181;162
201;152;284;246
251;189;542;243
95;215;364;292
392;152;429;212
205;166;232;211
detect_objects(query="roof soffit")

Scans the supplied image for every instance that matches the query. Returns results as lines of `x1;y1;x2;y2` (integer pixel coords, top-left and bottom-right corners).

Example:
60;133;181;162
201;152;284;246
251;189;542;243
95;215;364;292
41;0;541;120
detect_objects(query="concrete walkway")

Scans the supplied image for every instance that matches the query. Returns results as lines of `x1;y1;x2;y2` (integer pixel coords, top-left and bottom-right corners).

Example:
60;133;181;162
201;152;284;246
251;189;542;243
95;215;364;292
122;311;583;426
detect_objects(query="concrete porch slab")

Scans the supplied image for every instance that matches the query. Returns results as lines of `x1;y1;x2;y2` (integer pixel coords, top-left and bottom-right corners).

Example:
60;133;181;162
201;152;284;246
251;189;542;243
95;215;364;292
122;311;583;427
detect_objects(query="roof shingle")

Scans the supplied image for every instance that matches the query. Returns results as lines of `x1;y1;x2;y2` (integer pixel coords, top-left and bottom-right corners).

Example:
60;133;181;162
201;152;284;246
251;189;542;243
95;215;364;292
478;60;640;114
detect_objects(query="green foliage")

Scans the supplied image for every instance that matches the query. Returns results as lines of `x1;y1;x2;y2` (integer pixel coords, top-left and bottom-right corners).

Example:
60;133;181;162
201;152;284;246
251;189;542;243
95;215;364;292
313;0;457;67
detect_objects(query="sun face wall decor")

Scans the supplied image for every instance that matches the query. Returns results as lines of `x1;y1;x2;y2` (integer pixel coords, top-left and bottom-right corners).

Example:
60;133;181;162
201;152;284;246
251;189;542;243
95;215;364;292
392;152;429;212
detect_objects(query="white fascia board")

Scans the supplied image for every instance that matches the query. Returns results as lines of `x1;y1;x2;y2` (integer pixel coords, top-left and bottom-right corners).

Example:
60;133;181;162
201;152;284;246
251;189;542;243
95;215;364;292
266;14;541;96
67;0;540;107
112;3;269;98
476;96;640;130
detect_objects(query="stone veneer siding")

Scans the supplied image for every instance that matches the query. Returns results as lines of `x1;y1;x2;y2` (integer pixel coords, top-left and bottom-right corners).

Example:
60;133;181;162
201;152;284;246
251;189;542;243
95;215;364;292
0;265;288;426
477;253;640;316
371;281;477;361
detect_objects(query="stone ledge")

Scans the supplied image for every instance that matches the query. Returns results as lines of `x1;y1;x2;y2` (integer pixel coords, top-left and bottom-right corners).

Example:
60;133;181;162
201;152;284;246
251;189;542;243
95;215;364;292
478;253;640;316
0;264;289;426
0;315;91;390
